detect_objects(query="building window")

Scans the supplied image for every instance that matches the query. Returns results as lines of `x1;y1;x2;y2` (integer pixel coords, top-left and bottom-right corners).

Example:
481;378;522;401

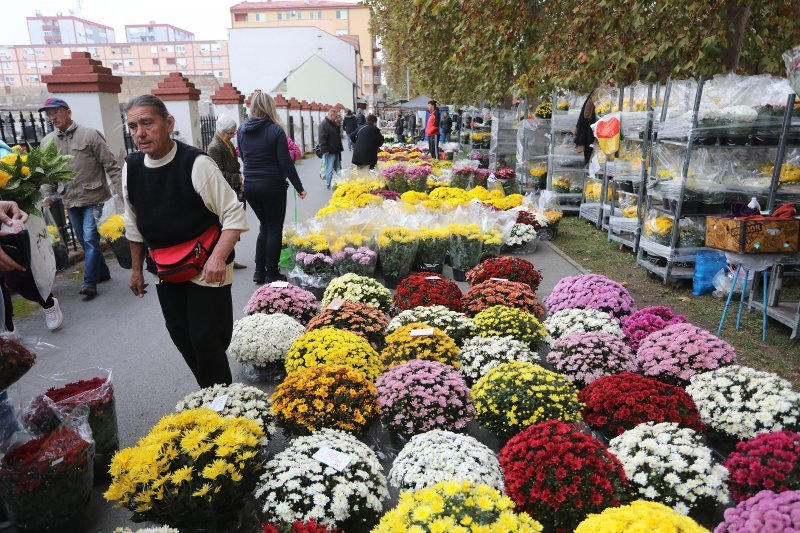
89;48;99;57
4;76;15;85
166;57;176;65
294;11;302;19
277;12;283;20
211;43;221;52
202;71;212;76
216;71;224;77
177;58;187;67
24;62;36;69
0;49;10;57
27;75;40;82
122;47;131;54
124;59;134;66
152;58;159;65
162;45;174;53
176;45;185;53
24;49;34;56
336;29;347;35
34;48;44;56
255;13;266;22
37;62;47;69
63;47;71;56
200;44;210;52
202;57;212;65
0;62;11;70
317;10;323;18
150;45;157;53
234;13;247;22
336;10;348;19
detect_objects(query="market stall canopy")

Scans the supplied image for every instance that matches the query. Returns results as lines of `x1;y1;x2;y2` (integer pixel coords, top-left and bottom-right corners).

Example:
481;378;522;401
399;95;434;110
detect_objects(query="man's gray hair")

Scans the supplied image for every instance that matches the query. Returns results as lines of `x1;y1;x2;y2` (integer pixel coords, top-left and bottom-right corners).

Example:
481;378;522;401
124;94;169;118
215;115;237;133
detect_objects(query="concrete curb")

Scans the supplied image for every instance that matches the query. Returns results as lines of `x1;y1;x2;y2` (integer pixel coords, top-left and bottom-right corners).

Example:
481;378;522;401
542;240;589;275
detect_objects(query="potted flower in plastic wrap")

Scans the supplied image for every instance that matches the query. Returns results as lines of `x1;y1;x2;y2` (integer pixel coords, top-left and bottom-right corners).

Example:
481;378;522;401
98;214;132;269
376;359;473;437
289;252;334;299
46;222;69;271
22;369;118;475
228;313;306;382
0;409;94;532
256;429;388;531
406;165;432;192
503;223;539;254
413;227;450;273
381;164;409;194
450;167;474;189
104;409;264;531
331;246;377;277
495;167;520;195
0;336;35;391
387;430;503;493
448;224;484;281
378;227;419;288
373;480;542;532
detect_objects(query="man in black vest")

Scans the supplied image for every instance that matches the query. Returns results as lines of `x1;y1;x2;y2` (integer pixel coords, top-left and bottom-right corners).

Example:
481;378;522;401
122;94;248;387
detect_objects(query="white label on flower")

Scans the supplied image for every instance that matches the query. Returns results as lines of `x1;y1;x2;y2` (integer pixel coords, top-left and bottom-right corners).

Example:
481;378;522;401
209;395;228;412
410;328;435;337
51;457;64;467
487;173;497;183
425;276;440;280
270;281;290;288
313;447;352;472
490;277;509;282
327;298;345;311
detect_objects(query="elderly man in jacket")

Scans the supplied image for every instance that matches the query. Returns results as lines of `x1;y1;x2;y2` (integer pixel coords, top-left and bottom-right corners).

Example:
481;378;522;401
351;114;385;170
318;109;343;189
40;97;123;299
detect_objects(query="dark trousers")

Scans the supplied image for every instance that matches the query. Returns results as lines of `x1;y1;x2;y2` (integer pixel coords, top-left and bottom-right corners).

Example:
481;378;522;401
245;181;288;278
428;134;439;160
1;270;55;331
156;282;233;388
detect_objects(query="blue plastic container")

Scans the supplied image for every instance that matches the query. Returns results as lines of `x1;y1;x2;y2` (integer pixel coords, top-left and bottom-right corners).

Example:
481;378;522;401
693;251;726;296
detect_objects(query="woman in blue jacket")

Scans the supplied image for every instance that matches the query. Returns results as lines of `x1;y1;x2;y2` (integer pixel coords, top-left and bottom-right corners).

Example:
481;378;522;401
237;92;307;284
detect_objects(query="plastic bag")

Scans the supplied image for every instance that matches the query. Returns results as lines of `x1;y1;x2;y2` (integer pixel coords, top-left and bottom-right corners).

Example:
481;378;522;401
97;196;131;269
241;362;286;384
679;217;707;248
42;209;70;272
644;210;675;246
693;250;726;296
287;265;334;290
0;334;37;393
785;45;800;95
618;191;639;218
0;405;94;531
713;266;754;295
21;368;118;472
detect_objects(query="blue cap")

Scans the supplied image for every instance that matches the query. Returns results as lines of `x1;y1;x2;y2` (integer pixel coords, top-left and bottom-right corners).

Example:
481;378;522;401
38;97;70;112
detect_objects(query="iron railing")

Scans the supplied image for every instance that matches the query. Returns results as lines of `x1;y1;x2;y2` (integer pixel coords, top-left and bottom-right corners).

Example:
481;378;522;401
200;114;216;151
0;110;54;149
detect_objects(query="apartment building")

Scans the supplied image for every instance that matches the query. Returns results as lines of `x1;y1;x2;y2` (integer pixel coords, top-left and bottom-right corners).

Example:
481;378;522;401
0;41;229;89
27;16;116;45
229;0;380;105
126;23;195;43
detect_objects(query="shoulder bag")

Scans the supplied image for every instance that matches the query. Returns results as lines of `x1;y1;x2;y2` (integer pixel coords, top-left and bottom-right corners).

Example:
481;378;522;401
148;224;221;283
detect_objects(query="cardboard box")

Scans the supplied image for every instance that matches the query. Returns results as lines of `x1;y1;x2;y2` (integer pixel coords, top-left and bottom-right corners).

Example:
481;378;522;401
705;216;800;254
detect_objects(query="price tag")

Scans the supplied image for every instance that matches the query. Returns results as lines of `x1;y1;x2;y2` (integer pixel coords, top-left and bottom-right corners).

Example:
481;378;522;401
51;457;64;467
208;395;228;412
410;328;435;337
270;281;290;288
490;277;509;282
326;298;345;311
425;276;441;280
312;447;352;472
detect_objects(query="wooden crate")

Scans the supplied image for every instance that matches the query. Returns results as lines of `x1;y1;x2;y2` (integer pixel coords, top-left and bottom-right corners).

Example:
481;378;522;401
705;216;800;254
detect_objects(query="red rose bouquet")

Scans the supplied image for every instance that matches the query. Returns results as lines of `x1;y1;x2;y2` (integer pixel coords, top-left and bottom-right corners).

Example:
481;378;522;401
724;431;800;503
22;370;118;470
392;273;463;312
306;300;390;350
500;420;630;532
465;257;542;293
0;336;36;391
462;280;545;319
0;417;94;531
263;520;339;533
578;372;704;436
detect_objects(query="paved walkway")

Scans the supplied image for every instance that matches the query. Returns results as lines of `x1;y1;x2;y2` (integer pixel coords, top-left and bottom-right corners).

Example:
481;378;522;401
10;149;583;532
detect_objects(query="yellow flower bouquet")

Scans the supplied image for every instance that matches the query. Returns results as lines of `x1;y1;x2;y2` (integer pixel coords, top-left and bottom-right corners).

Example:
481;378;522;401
378;227;419;284
0;143;75;213
644;214;675;246
414;227;450;273
271;364;379;434
472;361;582;437
288;232;330;255
552;177;572;194
98;214;133;269
575;500;708;532
104;409;264;529
373;480;543;532
473;305;547;348
285;328;384;382
381;322;459;369
448;224;484;277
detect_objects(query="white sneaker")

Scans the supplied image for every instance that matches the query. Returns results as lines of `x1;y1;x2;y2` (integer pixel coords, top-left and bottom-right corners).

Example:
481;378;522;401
43;298;63;331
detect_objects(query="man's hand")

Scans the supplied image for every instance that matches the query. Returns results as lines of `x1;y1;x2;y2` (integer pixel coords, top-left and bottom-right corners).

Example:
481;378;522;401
129;270;148;297
0;247;25;272
298;191;308;200
42;198;53;210
200;257;227;286
0;201;28;226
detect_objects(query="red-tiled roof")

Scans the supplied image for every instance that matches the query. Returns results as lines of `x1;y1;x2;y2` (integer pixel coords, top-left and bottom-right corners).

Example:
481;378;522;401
230;1;361;12
336;35;360;52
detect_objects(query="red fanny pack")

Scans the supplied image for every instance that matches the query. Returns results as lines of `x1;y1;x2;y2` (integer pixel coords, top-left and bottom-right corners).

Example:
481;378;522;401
149;224;221;283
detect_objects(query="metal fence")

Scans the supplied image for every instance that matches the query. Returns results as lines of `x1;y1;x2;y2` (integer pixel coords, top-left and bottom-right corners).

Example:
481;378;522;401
0;110;54;148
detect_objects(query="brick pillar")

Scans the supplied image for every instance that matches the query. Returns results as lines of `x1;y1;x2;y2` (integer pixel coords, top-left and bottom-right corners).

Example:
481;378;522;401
211;82;245;127
274;94;290;132
300;100;312;154
151;72;202;149
287;97;302;143
41;51;125;163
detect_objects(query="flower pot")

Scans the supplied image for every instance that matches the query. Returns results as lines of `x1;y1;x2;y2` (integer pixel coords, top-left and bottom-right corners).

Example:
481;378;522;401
109;237;132;269
503;239;539;255
452;268;467;282
241;362;286;384
303;285;326;301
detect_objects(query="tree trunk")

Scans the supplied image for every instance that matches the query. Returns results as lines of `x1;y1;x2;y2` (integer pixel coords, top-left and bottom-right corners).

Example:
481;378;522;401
722;0;751;72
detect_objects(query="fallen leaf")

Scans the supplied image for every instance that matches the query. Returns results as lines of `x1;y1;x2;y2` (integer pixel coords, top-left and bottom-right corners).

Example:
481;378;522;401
678;297;691;302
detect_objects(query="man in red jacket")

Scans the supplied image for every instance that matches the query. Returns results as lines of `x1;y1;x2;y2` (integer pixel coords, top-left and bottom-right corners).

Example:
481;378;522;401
425;100;441;160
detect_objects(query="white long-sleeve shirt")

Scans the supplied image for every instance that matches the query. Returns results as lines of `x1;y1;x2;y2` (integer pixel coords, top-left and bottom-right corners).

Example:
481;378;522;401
122;142;249;287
